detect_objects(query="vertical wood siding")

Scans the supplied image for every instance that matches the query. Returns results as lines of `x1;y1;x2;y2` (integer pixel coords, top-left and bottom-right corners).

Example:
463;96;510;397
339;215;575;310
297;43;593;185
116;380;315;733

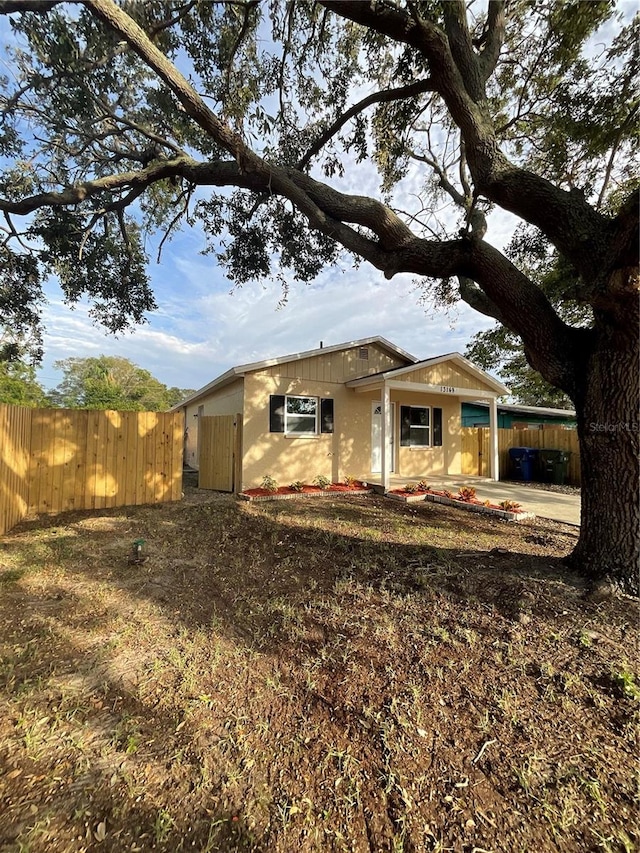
198;414;242;492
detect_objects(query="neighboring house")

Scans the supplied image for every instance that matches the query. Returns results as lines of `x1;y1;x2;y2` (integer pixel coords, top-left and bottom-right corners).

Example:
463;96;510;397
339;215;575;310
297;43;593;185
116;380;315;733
461;401;576;429
173;337;507;492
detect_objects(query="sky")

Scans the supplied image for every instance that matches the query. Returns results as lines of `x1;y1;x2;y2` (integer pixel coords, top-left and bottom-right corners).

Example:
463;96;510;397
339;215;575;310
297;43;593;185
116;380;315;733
7;2;628;397
36;219;506;394
0;2;505;396
33;131;513;394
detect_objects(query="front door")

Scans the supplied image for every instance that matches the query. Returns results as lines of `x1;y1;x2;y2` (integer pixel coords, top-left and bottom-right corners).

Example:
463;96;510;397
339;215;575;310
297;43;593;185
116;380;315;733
371;402;395;473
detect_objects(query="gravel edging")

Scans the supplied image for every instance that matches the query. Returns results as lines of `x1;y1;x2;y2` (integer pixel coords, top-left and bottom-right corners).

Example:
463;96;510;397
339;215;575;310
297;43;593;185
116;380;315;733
501;479;580;495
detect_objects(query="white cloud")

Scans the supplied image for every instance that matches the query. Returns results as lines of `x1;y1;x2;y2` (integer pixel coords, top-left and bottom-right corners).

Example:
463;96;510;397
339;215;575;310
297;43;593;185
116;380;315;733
38;253;495;395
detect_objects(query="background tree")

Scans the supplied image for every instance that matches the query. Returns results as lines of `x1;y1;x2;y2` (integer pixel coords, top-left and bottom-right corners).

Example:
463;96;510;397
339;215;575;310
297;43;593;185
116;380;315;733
0;360;46;406
0;1;637;591
48;356;194;411
465;225;590;408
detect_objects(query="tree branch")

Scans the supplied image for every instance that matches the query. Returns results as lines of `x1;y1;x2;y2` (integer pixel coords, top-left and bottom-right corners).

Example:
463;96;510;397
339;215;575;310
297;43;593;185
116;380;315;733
222;0;260;106
319;0;610;281
457;276;508;326
477;1;506;82
442;0;484;102
0;1;61;11
298;78;435;171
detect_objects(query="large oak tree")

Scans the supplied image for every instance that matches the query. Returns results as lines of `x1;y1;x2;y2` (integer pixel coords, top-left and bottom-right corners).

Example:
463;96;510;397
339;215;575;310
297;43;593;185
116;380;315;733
0;1;637;592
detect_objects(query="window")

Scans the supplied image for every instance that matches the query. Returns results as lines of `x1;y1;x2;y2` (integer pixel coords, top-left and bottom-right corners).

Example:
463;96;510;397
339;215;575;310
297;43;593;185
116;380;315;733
285;395;317;434
400;406;442;447
270;395;334;435
401;405;430;446
358;346;369;360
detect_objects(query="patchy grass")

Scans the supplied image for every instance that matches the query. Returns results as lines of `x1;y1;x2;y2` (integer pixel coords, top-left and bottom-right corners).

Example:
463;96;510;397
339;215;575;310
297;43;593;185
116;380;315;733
0;484;637;853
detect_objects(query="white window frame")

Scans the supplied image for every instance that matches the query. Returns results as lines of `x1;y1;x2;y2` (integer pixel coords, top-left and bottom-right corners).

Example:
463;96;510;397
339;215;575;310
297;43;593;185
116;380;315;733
284;395;318;435
405;405;431;447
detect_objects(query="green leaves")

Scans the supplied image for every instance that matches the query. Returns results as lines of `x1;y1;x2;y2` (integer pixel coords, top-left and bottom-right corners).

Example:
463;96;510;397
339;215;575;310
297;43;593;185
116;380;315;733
0;361;46;406
48;355;193;411
31;209;155;334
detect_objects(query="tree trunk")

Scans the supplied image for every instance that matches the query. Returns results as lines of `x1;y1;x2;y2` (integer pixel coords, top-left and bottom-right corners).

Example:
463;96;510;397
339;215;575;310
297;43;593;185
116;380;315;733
570;322;639;595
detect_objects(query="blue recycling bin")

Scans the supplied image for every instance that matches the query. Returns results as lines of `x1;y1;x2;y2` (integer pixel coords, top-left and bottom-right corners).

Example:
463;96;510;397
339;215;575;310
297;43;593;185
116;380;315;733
509;447;539;482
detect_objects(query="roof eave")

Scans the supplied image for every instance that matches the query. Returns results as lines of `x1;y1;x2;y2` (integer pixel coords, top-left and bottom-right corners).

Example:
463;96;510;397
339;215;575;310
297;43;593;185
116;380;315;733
346;352;508;395
169;367;242;411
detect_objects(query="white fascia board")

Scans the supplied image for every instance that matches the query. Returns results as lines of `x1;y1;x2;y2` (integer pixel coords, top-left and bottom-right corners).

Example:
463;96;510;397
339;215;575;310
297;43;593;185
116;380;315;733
386;380;500;398
234;335;419;374
381;352;508;394
467;400;576;418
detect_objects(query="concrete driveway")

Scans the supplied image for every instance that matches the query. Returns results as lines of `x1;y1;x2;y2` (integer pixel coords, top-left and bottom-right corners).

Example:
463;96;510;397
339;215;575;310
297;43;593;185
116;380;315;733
424;476;581;526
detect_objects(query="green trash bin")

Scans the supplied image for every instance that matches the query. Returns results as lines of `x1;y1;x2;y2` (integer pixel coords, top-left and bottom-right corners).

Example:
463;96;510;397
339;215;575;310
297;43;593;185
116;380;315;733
539;449;571;485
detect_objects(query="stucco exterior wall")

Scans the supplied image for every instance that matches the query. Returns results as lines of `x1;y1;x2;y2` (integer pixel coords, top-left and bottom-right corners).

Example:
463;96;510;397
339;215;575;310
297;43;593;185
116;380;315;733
241;372;361;489
183;379;244;469
241;376;463;489
392;391;462;479
182;346;490;488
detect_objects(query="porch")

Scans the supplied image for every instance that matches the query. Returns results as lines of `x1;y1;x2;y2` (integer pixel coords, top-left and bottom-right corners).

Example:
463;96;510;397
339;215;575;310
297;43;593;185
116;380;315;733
346;356;507;491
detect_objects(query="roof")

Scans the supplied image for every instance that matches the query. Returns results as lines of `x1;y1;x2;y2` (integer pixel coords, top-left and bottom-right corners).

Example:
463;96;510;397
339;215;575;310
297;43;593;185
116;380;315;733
345;352;508;395
170;336;419;410
465;401;576;418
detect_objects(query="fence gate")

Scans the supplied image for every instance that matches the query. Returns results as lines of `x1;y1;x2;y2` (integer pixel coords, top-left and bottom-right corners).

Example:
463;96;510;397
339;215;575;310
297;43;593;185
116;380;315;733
198;414;242;492
461;427;489;477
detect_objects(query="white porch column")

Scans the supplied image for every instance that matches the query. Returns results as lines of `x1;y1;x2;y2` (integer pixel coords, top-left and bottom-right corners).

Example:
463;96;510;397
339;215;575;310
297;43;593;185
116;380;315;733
381;382;392;492
489;397;499;481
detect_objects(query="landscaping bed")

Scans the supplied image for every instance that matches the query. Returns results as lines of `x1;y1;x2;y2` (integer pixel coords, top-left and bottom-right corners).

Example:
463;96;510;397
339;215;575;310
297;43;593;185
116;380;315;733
388;484;535;521
240;480;372;501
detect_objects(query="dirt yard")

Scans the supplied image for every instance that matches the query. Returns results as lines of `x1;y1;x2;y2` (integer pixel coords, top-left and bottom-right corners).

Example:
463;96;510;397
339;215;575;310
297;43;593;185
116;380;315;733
0;481;637;852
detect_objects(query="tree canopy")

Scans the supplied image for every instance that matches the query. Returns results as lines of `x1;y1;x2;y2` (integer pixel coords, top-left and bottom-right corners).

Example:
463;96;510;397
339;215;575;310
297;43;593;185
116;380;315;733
0;0;637;591
0;359;46;406
47;356;194;410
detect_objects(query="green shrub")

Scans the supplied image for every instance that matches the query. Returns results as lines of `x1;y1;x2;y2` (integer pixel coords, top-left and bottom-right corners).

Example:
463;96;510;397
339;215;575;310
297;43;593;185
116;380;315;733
261;474;278;493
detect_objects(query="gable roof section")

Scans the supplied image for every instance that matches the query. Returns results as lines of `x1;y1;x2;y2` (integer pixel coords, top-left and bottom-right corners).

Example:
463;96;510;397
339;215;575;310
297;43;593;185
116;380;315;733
345;352;508;395
171;336;419;410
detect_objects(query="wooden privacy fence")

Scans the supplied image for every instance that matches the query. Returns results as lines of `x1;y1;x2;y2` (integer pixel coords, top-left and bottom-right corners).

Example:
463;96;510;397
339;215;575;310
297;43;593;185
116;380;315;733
1;404;183;536
461;427;581;485
198;414;243;492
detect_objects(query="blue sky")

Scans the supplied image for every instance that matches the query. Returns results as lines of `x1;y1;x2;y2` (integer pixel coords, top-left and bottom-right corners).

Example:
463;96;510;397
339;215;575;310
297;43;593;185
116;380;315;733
37;216;506;393
35;139;518;393
8;3;627;396
0;4;506;395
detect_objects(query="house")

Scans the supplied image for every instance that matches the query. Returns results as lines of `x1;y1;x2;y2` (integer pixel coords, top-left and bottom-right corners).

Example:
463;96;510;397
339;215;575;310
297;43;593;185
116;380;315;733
461;401;576;429
173;337;507;492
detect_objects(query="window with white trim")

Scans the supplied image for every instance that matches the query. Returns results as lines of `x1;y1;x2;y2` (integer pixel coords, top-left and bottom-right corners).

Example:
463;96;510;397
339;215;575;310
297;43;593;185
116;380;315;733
285;395;317;434
269;395;334;435
400;405;443;447
400;405;430;447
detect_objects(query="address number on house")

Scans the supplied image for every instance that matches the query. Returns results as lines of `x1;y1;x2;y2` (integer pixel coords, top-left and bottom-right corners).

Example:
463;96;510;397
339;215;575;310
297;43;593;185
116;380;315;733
440;386;455;394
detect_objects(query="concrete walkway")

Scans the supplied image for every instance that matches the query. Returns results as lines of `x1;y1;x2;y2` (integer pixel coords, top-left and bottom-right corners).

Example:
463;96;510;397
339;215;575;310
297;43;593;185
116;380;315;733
425;476;581;526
